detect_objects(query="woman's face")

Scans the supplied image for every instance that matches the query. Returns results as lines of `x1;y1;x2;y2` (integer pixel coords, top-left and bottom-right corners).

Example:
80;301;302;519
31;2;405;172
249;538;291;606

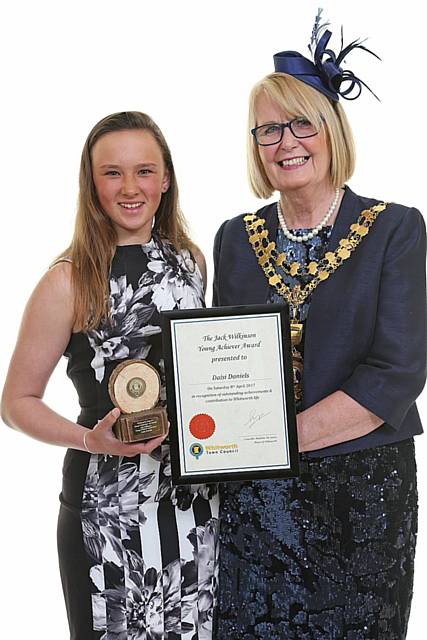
91;129;170;244
254;92;332;195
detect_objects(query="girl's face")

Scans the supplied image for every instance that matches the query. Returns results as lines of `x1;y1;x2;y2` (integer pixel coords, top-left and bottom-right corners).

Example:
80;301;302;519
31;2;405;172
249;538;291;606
92;129;170;244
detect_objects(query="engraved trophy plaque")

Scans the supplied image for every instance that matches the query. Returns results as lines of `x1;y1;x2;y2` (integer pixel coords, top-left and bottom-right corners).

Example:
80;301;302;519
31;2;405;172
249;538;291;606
108;359;168;443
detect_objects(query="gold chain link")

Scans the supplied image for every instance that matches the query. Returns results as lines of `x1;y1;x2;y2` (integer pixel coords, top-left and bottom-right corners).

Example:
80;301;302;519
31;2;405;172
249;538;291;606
244;202;388;315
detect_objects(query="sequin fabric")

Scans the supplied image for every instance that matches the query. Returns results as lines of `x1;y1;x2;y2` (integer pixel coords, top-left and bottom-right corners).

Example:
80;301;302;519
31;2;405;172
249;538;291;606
216;228;418;639
271;226;332;409
270;226;333;324
217;440;417;640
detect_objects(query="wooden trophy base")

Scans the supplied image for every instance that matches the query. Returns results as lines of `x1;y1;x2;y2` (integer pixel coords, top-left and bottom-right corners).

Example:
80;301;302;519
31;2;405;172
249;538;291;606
113;406;168;443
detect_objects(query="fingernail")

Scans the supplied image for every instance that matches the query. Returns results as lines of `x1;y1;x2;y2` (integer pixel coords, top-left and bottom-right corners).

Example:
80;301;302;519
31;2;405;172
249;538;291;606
112;408;120;418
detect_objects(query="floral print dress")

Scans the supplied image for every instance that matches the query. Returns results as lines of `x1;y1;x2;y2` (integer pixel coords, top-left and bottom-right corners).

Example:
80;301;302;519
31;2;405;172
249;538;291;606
57;236;219;640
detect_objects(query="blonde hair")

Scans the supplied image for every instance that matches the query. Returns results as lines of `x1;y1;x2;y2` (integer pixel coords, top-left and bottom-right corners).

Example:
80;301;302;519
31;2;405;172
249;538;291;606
57;111;196;331
247;73;356;199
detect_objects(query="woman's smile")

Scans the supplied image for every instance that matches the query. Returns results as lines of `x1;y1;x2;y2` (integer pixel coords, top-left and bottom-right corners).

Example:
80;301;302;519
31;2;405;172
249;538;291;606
276;155;310;169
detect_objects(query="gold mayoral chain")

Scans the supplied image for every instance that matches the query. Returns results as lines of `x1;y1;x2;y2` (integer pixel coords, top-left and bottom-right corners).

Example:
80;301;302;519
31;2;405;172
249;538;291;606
244;201;389;398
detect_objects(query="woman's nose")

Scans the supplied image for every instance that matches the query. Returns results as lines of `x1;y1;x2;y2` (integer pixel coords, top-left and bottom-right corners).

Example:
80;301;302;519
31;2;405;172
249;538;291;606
279;124;298;150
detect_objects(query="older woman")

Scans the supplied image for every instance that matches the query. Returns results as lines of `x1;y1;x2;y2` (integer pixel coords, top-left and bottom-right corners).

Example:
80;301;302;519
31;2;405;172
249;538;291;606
2;111;219;639
213;18;426;640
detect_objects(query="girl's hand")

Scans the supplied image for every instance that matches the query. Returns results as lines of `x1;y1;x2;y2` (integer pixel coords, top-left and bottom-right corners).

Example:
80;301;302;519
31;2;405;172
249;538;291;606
83;408;168;456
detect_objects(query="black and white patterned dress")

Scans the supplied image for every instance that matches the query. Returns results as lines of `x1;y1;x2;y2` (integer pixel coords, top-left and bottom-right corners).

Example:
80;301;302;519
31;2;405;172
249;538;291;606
57;236;219;640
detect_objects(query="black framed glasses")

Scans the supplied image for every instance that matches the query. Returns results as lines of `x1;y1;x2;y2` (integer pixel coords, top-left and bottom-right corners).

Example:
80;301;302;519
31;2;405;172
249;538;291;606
251;118;319;146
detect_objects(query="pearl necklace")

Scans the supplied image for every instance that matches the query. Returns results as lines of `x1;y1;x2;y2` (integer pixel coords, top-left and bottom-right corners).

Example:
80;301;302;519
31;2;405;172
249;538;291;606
277;188;340;243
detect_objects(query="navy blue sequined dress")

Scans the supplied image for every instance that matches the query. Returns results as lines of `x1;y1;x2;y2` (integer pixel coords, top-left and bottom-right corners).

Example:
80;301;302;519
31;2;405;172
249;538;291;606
216;227;418;640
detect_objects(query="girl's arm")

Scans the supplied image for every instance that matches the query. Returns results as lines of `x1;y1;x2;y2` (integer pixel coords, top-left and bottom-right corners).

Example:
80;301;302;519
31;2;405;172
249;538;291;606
1;262;166;455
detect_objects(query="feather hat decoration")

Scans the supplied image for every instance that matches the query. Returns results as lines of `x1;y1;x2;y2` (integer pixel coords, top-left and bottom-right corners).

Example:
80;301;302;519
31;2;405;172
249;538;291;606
274;8;380;102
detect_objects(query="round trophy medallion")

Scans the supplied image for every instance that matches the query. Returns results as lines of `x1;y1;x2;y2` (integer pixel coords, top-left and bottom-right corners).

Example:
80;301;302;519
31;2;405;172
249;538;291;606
127;377;146;399
108;360;160;414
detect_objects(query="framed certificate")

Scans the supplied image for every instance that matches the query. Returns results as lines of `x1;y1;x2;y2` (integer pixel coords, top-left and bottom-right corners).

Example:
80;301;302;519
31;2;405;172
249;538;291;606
161;304;299;484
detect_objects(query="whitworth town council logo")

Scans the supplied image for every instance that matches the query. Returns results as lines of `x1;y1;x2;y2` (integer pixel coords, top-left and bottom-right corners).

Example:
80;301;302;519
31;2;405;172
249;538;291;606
189;443;204;459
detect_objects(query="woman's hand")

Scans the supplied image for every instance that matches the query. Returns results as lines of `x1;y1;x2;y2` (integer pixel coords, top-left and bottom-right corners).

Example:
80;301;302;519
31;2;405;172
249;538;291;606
297;390;383;452
83;408;169;456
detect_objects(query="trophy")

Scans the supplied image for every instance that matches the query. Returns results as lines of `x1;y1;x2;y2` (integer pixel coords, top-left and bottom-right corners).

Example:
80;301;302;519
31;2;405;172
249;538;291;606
108;359;168;443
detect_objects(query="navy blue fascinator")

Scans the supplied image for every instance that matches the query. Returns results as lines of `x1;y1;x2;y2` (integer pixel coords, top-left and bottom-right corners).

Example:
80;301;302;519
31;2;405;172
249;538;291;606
273;8;380;102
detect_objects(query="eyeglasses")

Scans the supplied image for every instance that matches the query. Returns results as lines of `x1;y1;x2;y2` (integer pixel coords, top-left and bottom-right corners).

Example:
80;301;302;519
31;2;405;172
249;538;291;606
251;118;319;146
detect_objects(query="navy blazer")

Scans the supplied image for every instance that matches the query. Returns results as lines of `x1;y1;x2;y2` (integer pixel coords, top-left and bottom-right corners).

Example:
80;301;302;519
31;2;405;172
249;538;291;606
212;186;426;457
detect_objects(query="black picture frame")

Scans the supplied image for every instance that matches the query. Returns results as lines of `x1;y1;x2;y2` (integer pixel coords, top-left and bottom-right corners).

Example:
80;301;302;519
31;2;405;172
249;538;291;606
161;303;299;485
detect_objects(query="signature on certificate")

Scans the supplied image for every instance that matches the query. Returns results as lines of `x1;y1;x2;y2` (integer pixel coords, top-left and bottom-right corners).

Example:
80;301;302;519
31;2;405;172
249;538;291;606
243;410;272;431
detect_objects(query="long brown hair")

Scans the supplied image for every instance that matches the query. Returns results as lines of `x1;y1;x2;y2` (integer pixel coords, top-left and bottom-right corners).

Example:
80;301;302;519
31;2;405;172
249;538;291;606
58;111;196;331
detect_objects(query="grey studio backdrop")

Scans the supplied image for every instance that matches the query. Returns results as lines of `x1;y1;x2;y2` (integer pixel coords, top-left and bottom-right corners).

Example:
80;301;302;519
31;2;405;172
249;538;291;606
0;1;425;637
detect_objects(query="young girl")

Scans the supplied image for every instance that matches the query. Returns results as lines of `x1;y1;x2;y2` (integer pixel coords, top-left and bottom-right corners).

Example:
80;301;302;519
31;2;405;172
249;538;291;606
2;111;219;640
